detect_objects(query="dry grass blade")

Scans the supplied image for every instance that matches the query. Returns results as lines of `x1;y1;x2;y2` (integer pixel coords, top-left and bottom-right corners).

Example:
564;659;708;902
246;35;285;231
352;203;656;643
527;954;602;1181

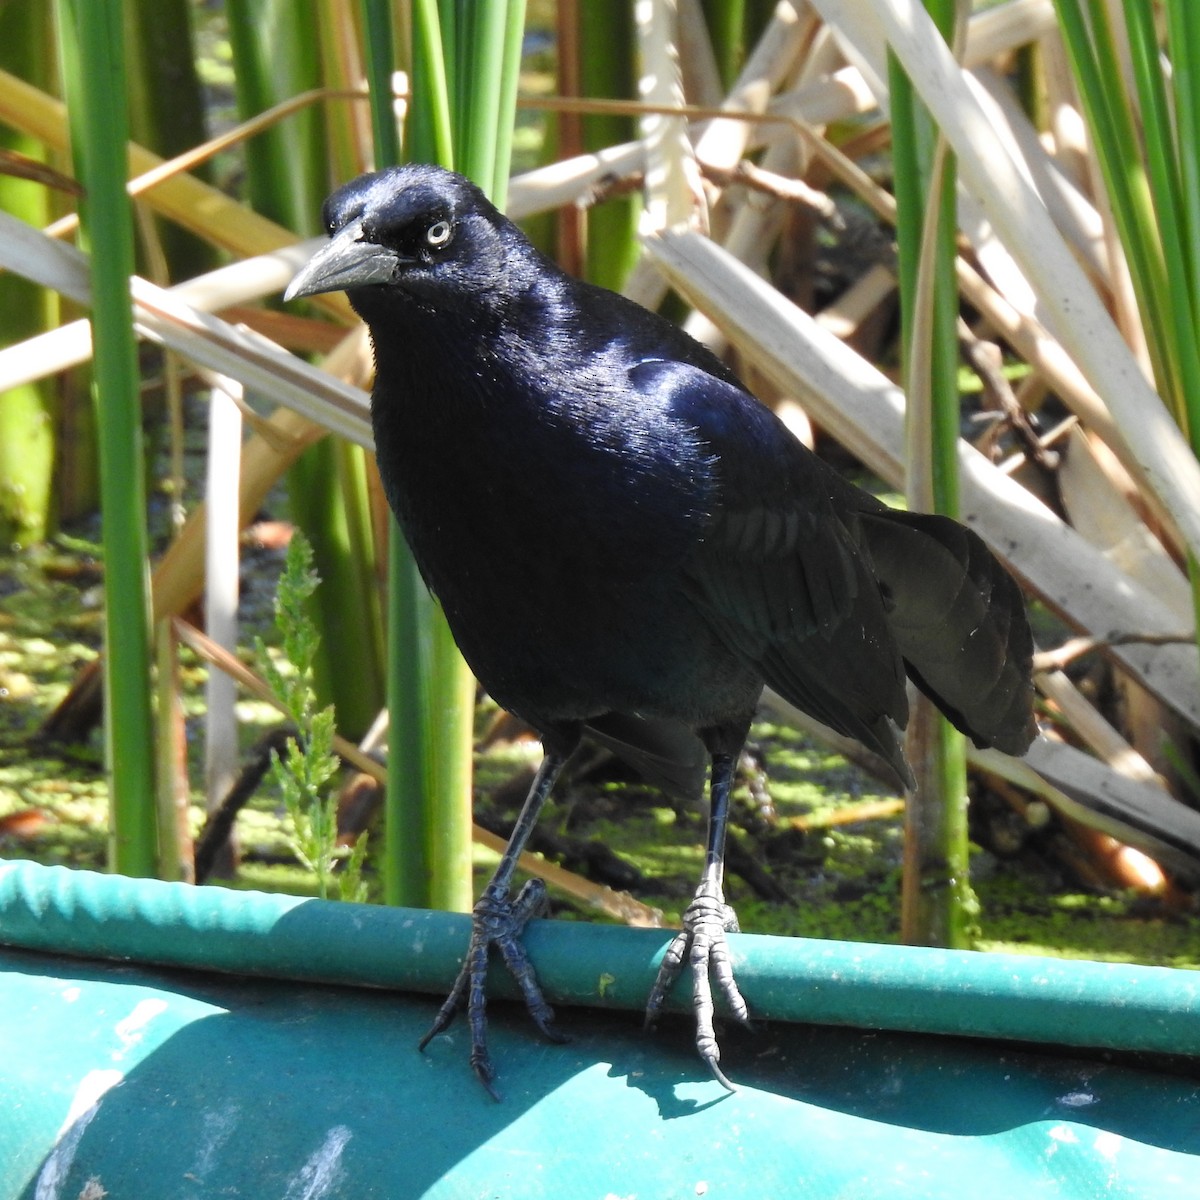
1035;669;1163;784
0;208;91;302
976;741;1200;884
151;406;328;621
0;146;82;194
810;0;1200;562
1057;427;1191;621
692;1;815;173
636;0;701;234
964;0;1058;63
1035;633;1197;675
0;211;370;448
0;236;327;395
0;67;290;260
130;281;371;450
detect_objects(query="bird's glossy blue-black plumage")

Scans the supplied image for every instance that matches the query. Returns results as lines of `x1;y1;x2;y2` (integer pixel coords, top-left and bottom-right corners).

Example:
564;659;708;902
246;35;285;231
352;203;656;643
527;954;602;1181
285;163;1036;1095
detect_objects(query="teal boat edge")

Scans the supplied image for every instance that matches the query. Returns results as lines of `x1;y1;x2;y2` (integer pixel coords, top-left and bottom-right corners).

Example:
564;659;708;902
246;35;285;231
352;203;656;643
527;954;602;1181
1;858;1198;1198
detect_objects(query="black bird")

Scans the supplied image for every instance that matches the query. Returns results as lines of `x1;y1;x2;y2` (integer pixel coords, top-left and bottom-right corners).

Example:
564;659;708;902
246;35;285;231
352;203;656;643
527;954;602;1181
285;163;1036;1095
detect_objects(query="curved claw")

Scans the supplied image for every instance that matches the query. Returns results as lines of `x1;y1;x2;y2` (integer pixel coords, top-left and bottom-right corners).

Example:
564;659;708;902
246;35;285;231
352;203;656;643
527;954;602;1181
644;887;749;1089
418;877;562;1098
643;926;689;1030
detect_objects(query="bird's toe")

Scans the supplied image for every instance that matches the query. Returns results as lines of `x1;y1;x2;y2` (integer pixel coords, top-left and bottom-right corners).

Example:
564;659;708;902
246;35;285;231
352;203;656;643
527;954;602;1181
644;885;751;1086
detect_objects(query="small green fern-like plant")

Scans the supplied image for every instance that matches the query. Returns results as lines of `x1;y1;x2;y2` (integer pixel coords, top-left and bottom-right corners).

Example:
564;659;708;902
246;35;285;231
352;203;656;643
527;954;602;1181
257;529;368;902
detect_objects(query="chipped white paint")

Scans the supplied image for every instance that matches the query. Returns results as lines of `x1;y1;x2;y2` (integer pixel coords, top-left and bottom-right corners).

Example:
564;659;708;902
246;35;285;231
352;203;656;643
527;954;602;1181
1057;1091;1098;1108
188;1105;242;1182
111;997;169;1061
60;987;81;1004
33;1069;123;1200
283;1125;353;1200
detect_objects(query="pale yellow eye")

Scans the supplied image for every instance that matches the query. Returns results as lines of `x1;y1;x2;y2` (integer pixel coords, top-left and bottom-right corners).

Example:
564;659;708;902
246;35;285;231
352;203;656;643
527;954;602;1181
426;220;452;248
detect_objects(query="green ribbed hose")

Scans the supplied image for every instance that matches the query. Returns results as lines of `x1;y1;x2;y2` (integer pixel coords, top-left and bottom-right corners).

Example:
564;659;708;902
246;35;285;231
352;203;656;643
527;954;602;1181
1;859;1197;1056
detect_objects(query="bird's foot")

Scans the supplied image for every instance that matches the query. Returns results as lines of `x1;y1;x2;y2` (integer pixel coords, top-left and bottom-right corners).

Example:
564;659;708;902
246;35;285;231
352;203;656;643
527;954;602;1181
644;887;750;1091
418;878;567;1099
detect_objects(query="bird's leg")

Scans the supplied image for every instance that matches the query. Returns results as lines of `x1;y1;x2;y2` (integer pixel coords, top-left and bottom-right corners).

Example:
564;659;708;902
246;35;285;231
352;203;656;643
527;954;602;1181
644;751;750;1091
418;747;570;1098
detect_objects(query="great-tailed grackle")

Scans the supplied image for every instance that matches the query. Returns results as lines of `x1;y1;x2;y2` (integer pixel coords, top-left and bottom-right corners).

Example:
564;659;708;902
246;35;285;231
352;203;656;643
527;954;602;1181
285;163;1036;1096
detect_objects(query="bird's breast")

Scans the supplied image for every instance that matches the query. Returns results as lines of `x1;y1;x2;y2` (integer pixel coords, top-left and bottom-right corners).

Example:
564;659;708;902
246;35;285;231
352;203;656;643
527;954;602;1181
366;353;742;726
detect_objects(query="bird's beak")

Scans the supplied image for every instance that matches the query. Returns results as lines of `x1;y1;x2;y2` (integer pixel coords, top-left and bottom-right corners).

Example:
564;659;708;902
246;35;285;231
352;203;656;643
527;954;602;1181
283;221;400;302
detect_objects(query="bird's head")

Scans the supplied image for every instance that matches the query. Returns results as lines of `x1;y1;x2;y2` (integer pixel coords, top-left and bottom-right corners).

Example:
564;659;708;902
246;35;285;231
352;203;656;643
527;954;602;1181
283;164;517;319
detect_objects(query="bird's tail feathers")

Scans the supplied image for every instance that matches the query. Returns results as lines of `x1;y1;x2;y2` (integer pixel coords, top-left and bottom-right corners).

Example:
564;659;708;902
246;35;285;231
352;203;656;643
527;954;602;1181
861;510;1036;756
584;712;709;801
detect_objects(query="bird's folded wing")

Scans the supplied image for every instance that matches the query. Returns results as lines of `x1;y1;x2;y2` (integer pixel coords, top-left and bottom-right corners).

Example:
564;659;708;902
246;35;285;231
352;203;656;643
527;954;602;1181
629;359;911;778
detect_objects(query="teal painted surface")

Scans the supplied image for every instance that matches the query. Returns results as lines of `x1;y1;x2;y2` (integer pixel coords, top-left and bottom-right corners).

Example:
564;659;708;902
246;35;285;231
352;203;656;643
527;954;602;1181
2;948;1199;1198
1;859;1199;1196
